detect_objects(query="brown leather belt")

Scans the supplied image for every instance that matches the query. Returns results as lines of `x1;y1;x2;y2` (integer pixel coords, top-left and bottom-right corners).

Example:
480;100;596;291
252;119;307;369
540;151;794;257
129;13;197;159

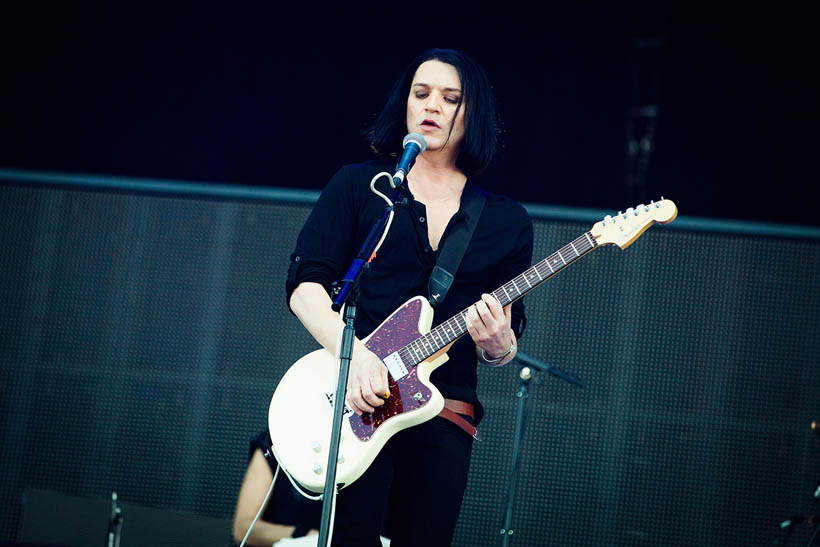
438;398;480;441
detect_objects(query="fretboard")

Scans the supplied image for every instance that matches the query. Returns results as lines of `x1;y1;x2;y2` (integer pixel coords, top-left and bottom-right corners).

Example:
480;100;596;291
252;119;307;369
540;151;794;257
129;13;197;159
402;231;598;365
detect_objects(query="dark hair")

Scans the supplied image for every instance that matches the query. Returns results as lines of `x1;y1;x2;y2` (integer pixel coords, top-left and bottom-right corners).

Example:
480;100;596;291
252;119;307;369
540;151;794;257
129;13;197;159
369;48;498;176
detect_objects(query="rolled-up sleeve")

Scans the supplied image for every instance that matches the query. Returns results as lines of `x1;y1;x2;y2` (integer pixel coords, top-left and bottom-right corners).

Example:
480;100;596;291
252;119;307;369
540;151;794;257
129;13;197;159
285;166;361;312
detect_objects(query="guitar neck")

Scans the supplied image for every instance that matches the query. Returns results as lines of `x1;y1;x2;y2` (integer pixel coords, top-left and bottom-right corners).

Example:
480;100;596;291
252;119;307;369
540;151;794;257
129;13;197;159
404;231;598;365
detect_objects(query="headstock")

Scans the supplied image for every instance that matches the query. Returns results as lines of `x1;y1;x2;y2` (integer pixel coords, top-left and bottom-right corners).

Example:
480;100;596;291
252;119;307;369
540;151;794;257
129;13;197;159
591;199;678;249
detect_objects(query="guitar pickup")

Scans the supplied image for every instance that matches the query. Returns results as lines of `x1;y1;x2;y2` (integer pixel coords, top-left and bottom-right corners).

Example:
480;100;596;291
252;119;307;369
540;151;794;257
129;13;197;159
383;352;409;380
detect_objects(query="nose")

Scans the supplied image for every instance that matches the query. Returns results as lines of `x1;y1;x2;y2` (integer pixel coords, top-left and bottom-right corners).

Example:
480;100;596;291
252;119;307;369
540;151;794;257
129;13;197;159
424;92;441;114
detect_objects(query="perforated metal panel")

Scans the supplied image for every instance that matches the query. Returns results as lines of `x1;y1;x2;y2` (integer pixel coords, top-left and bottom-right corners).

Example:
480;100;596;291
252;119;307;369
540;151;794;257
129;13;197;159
1;182;818;546
459;223;820;546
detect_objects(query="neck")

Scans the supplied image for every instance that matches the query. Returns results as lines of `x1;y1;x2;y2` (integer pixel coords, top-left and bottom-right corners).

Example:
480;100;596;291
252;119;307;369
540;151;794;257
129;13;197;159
422;133;463;167
407;153;466;199
411;149;462;180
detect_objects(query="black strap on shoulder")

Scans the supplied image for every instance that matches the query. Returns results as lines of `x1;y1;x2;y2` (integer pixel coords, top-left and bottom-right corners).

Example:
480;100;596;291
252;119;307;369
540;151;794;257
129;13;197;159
428;184;487;307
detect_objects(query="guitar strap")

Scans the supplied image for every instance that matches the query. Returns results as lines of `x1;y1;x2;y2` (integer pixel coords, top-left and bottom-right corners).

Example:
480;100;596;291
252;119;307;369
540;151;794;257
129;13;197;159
427;183;487;308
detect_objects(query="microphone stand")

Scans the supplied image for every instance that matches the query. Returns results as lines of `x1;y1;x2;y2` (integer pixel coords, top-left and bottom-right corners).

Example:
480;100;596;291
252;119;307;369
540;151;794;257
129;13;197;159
106;491;122;547
808;519;820;547
316;183;407;547
499;351;584;546
775;421;820;547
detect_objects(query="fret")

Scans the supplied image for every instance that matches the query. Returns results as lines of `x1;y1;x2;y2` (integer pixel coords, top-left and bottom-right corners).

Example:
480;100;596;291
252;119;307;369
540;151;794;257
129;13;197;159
424;333;434;353
504;281;515;297
430;329;442;348
520;274;533;288
442;319;460;344
400;348;415;366
584;232;595;248
407;348;418;366
427;334;439;354
410;340;424;363
414;341;425;361
500;284;511;301
533;267;543;281
570;241;579;256
440;325;452;346
459;318;468;336
510;277;521;295
444;317;459;340
443;321;456;340
523;272;536;289
421;335;433;355
456;313;468;332
546;259;554;273
403;344;413;363
558;250;567;265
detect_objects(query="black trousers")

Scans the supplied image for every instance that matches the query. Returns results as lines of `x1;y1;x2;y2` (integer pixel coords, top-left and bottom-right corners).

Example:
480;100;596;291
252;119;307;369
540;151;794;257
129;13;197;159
331;415;475;546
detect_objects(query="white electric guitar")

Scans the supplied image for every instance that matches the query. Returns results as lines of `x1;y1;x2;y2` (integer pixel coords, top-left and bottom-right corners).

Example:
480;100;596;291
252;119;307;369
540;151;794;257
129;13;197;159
269;199;678;493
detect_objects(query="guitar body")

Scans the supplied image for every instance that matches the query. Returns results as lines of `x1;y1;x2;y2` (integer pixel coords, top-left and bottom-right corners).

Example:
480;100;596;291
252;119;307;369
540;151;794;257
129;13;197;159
268;296;450;493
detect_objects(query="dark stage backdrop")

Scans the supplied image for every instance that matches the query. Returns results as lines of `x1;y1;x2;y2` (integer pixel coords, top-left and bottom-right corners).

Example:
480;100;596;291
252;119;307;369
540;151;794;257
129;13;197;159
1;177;819;547
1;4;817;227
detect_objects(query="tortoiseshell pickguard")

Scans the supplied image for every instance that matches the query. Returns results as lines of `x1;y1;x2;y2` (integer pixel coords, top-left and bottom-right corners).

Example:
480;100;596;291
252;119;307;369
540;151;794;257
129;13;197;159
349;298;434;441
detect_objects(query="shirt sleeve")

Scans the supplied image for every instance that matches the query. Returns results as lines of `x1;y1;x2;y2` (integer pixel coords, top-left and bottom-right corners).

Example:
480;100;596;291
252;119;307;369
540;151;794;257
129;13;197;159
285;165;362;312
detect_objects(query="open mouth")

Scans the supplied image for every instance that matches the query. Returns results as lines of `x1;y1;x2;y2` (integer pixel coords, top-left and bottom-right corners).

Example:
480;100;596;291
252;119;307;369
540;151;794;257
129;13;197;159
421;119;440;129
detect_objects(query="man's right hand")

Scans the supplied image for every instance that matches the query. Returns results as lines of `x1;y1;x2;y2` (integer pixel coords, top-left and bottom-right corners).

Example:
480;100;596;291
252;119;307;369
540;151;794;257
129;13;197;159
345;342;390;415
289;283;391;416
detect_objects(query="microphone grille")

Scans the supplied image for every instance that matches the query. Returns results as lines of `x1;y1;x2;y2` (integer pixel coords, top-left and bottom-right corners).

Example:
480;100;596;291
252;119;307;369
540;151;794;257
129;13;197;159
403;133;427;153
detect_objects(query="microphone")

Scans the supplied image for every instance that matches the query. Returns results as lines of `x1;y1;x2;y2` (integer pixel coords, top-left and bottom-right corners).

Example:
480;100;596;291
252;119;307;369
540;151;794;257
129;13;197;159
391;133;427;188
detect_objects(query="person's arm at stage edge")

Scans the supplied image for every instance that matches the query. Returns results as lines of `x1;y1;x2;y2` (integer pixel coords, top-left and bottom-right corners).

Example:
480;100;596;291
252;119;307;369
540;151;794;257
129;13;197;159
232;449;317;545
289;281;389;416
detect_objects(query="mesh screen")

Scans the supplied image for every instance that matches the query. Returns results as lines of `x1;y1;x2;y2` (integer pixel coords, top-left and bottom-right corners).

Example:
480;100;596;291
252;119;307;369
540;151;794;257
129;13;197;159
1;183;818;546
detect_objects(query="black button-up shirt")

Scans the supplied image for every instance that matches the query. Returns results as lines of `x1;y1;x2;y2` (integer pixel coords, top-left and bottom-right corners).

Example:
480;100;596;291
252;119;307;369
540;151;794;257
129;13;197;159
286;159;534;423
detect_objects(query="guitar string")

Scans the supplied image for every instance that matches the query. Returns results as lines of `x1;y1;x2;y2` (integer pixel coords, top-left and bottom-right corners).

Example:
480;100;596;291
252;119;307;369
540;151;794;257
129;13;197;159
400;232;597;367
